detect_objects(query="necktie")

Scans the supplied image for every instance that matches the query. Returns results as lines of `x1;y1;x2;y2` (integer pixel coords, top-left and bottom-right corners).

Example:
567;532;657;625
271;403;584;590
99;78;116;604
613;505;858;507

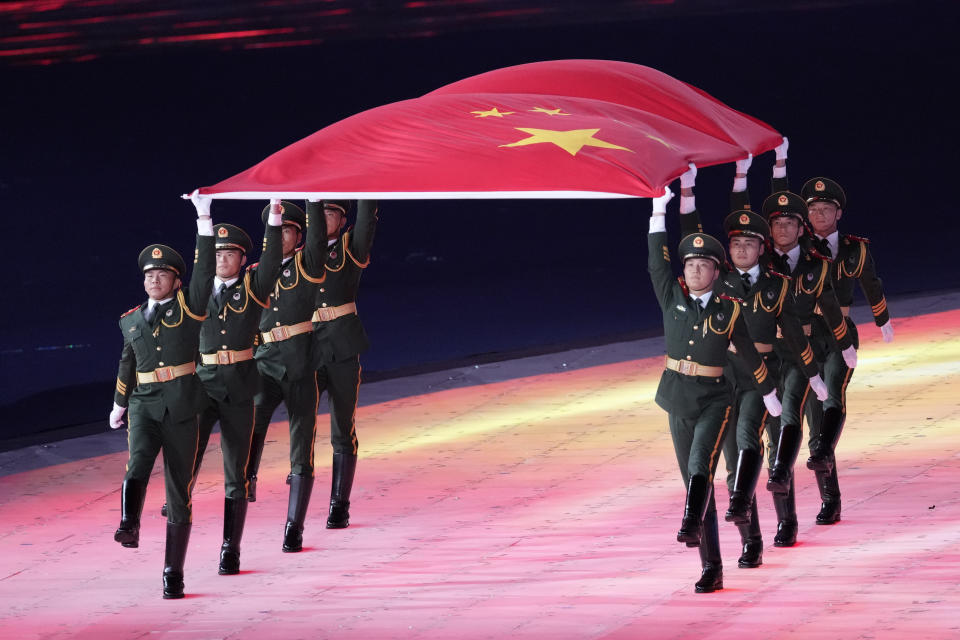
818;238;832;257
216;283;228;307
773;253;789;273
690;296;703;314
741;272;752;290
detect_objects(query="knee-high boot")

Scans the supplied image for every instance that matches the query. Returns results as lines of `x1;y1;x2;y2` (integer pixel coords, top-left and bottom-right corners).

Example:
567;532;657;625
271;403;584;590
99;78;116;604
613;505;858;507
725;449;763;525
218;497;248;575
282;474;314;552
246;430;268;502
815;466;842;525
327;452;357;529
162;521;192;599
772;477;798;546
695;507;723;593
736;497;763;568
767;423;802;495
677;475;712;547
807;407;844;472
114;478;147;548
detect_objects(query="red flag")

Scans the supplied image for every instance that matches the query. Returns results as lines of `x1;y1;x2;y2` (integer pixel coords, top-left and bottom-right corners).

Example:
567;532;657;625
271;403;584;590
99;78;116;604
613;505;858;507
198;60;781;200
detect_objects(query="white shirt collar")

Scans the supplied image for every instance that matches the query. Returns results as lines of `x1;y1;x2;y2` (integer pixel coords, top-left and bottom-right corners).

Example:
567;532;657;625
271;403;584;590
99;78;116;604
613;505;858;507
214;275;240;292
736;264;762;281
327;237;338;247
690;291;713;307
282;255;294;265
816;230;840;256
776;245;802;271
148;295;174;310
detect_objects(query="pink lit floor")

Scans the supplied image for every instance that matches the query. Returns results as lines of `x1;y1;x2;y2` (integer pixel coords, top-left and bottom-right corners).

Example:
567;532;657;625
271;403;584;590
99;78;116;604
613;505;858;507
2;309;959;639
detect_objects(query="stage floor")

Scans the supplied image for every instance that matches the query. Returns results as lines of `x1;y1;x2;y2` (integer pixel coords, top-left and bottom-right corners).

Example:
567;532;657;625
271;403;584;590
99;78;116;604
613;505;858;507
2;294;959;639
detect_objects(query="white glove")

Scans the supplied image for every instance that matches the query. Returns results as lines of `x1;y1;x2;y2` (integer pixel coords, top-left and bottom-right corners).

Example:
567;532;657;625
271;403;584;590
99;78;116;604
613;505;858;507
190;189;214;235
651;187;673;215
680;162;697;189
880;320;894;343
735;154;753;176
762;391;782;417
267;198;284;225
109;402;127;430
809;374;828;401
842;345;858;369
775;137;789;161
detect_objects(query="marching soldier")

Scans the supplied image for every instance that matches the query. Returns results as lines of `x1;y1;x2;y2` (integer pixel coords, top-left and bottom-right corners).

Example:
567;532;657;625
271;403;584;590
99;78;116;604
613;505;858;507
189;203;283;574
108;193;215;599
308;199;378;530
800;176;893;525
678;162;826;569
647;178;780;594
243;200;327;553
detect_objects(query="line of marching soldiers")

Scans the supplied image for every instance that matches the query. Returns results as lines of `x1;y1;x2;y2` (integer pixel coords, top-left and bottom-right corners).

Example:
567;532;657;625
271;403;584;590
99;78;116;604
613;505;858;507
649;139;893;593
109;195;378;598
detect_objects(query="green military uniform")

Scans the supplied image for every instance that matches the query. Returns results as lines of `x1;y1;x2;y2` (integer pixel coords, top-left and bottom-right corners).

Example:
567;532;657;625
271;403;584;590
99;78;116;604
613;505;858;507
648;222;775;593
244;201;327;552
309;199;378;530
192;221;282;574
800;177;890;525
113;235;214;599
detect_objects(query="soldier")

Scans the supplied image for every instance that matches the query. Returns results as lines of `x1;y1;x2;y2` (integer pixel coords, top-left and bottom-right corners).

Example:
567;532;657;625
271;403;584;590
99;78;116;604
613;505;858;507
243;200;327;553
308;199;378;531
801;176;893;525
678;162;826;569
108;193;215;599
647;181;780;594
188;203;283;574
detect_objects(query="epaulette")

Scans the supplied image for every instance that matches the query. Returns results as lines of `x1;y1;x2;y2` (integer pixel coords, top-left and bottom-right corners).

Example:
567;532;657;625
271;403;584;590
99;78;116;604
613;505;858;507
767;268;792;281
121;305;140;318
808;248;833;262
677;277;689;297
842;233;870;244
719;293;745;304
246;261;260;271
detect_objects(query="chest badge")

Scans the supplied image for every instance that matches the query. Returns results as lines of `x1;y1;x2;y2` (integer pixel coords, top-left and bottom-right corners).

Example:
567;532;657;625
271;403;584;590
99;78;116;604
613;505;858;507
329;250;337;259
716;312;725;322
766;290;775;299
165;309;173;317
233;292;241;300
676;304;687;312
282;269;291;278
128;326;137;333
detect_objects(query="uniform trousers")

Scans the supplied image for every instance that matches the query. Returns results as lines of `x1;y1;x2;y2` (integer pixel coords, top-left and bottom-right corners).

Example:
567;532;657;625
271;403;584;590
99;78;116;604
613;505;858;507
253;371;319;477
316;354;362;455
197;398;254;500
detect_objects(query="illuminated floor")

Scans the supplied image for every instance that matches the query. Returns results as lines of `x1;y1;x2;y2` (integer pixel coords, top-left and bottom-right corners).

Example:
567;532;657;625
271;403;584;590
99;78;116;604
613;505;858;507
1;302;959;639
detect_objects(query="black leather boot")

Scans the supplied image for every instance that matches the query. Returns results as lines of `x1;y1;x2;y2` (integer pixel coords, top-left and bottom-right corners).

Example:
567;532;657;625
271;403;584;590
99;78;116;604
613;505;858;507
772;478;798;547
114;478;147;548
815;467;842;525
162;521;191;599
767;423;802;495
327;452;357;529
807;407;844;472
725;449;763;525
677;475;712;546
219;497;248;575
246;430;268;502
282;474;314;552
695;507;723;593
736;498;763;568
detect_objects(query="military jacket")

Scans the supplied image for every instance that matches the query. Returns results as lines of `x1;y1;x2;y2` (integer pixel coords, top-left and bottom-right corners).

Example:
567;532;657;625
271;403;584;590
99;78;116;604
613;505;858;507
255;204;328;382
648;230;775;419
197;223;283;402
311;200;378;365
813;233;890;327
114;235;215;423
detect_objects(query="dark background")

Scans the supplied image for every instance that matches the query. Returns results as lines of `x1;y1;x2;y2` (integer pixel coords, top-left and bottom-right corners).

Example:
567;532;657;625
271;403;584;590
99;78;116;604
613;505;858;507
2;0;957;446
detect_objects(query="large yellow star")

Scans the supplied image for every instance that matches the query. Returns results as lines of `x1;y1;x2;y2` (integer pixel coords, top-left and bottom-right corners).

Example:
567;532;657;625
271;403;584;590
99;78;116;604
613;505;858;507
530;107;570;116
500;128;632;156
471;107;515;118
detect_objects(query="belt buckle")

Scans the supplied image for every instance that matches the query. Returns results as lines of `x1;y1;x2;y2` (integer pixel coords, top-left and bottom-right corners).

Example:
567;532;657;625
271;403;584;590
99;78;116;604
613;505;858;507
317;307;333;322
271;326;290;341
155;366;174;382
217;350;232;365
678;360;695;375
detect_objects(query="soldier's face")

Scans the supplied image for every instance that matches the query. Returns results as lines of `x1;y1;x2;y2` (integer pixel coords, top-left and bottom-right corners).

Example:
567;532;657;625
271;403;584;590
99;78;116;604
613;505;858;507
281;225;302;257
216;249;246;280
324;208;346;238
683;258;720;294
143;269;180;301
807;202;842;236
770;216;803;250
728;236;763;270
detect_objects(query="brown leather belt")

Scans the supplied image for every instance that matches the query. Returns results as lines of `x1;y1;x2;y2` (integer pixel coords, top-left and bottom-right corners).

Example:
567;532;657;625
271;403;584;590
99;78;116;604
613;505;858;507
261;320;314;344
754;342;773;353
136;362;196;384
312;302;357;323
665;356;724;378
200;348;254;366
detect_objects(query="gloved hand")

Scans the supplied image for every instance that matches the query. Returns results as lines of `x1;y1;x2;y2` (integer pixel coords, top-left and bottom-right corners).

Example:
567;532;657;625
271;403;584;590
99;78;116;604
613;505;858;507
762;391;782;417
842;345;858;369
680;162;697;189
190;189;212;218
651;187;673;215
267;198;284;225
809;373;828;401
880;320;894;343
735;153;753;176
109;403;127;430
775;137;789;161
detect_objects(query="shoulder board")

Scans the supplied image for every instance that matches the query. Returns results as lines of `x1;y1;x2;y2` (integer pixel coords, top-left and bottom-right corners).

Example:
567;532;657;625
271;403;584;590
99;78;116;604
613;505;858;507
246;261;260;271
842;233;870;244
718;293;745;304
807;248;833;262
767;269;792;281
677;277;689;297
121;305;140;318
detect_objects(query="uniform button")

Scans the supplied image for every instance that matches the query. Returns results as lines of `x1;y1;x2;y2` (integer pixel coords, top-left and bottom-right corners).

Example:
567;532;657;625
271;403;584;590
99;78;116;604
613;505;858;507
222;345;228;350
320;288;325;292
273;307;278;311
321;303;328;307
688;340;694;345
158;361;164;366
686;355;692;360
693;325;699;330
156;346;161;351
275;322;281;327
221;330;227;335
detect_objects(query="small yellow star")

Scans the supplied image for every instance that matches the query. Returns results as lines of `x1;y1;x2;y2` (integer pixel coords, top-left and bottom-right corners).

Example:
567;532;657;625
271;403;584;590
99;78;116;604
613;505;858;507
471;107;515;118
530;107;570;116
500;128;632;157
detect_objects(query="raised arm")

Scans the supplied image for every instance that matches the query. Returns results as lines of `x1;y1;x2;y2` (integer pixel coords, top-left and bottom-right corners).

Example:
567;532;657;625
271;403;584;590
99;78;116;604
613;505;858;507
185;191;216;316
647;188;677;310
247;201;284;303
771;137;790;193
730;154;752;212
347;200;379;266
678;163;703;237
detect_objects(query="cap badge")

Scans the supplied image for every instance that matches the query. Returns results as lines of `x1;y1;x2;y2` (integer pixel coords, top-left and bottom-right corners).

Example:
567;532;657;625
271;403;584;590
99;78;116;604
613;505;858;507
693;237;704;248
152;247;163;259
778;194;789;206
815;180;826;192
739;213;750;225
218;227;229;237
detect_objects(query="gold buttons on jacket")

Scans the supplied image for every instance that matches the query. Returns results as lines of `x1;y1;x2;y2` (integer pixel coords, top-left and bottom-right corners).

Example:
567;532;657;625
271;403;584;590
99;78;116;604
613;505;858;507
693;325;699;330
686;355;692;360
158;361;164;366
321;303;328;307
273;307;278;311
688;340;694;345
221;330;226;334
156;346;161;351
